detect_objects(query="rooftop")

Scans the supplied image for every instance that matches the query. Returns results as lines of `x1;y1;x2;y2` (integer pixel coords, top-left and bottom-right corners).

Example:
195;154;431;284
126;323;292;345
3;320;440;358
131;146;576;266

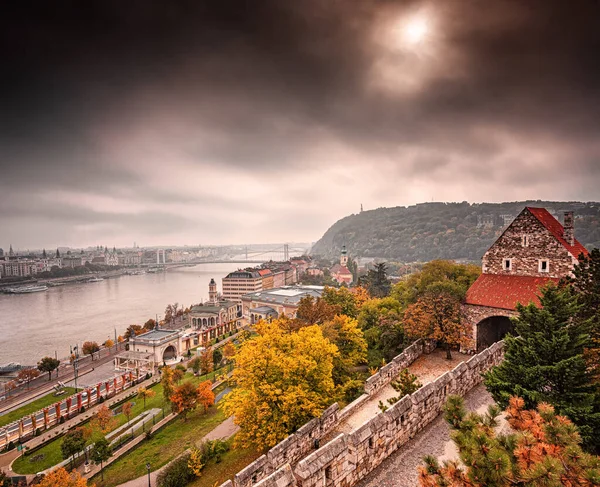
526;207;588;259
465;274;559;310
242;285;324;305
132;329;179;343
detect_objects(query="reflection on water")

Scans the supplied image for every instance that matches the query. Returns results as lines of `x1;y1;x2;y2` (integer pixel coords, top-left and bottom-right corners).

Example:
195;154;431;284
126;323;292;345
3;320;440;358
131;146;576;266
0;263;245;364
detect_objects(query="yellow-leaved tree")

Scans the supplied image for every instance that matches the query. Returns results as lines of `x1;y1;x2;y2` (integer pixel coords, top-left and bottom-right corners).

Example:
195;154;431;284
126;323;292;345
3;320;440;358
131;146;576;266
221;320;338;449
321;315;367;383
39;467;91;487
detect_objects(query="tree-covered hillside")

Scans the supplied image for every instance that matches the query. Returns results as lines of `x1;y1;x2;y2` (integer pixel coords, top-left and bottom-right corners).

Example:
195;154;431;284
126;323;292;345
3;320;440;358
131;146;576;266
311;201;600;262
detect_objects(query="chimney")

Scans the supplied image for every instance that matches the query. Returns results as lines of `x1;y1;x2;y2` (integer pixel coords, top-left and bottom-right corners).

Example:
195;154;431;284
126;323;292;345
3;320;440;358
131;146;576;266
563;211;574;245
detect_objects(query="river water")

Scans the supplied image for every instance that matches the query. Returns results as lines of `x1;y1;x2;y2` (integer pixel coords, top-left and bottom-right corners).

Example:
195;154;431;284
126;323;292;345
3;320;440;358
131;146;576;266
0;263;248;365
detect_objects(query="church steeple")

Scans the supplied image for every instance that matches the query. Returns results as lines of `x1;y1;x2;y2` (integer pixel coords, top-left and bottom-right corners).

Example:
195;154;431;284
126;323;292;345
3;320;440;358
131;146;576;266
9;244;14;257
340;245;348;267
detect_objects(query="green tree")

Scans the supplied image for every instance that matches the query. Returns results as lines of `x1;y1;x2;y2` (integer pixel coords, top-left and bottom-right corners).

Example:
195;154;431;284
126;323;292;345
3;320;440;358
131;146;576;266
484;284;600;452
137;387;155;409
419;395;600;487
567;247;600;374
90;437;112;481
37;356;60;381
61;428;86;469
144;318;156;330
212;348;223;367
361;262;391;297
322;287;358;318
188;357;202;375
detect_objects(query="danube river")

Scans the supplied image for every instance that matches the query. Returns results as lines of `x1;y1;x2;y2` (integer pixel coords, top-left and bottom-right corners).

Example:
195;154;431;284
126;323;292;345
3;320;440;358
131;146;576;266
0;263;248;365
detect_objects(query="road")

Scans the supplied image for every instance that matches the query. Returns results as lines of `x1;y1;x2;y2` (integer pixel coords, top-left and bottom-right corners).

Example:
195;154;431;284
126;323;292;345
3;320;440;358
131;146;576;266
357;384;494;487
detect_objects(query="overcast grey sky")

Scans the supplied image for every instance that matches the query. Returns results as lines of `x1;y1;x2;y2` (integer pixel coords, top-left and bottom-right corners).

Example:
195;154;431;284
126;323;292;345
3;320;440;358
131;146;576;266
1;0;599;249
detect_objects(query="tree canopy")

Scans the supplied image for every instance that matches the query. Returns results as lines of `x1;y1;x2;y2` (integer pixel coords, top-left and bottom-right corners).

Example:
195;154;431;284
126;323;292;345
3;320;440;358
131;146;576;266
221;320;338;449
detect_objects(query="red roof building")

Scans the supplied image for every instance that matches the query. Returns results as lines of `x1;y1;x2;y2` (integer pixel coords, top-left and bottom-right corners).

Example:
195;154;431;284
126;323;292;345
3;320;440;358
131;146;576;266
464;207;587;350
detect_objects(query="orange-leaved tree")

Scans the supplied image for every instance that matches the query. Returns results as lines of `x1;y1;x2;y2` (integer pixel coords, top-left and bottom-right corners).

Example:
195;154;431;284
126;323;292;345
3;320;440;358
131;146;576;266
197;380;215;412
403;289;471;359
419;395;600;486
39;467;91;487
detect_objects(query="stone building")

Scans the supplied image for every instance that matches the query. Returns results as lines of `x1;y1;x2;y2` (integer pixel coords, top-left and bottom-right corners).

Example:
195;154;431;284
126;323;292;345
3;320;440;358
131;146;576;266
241;285;324;324
464;207;588;351
188;278;241;343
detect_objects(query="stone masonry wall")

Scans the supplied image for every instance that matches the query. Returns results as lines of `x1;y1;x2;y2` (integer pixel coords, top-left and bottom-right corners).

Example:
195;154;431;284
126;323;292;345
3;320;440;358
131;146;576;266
231;339;430;487
482;208;574;278
219;340;504;487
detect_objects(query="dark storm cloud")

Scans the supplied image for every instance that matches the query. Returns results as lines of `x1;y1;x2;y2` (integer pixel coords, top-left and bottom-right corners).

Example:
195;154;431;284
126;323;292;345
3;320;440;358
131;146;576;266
0;0;599;247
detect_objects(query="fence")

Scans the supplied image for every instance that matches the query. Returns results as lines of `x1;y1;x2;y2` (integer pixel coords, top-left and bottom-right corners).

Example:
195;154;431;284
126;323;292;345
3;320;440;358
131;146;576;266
0;371;148;450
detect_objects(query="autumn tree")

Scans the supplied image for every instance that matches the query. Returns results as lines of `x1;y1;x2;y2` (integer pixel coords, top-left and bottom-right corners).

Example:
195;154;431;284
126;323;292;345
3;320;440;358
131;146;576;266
199;349;213;376
137;387;156;409
161;367;175;405
295;296;340;326
171;381;213;420
403;290;471;359
321;315;367;383
172;367;185;384
124;324;144;339
222;342;236;361
144;318;157;330
418;395;600;486
358;297;406;366
39;467;91;487
17;368;40;388
104;339;114;348
122;401;133;424
484;284;600;452
88;405;116;436
38;356;60;381
82;341;100;359
91;437;112;481
197;380;215;412
221;320;338;449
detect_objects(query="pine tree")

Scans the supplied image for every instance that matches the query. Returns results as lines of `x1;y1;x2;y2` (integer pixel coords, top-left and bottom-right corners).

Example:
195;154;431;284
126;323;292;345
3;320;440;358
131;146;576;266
484;283;600;452
567;248;600;374
418;395;600;486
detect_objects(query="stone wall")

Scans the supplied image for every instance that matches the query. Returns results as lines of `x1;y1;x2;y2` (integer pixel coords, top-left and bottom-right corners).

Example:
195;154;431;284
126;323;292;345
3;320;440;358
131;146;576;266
483;208;574;278
220;340;504;487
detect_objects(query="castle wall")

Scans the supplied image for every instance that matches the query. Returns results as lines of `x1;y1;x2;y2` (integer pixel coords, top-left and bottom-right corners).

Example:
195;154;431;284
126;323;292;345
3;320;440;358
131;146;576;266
223;339;504;487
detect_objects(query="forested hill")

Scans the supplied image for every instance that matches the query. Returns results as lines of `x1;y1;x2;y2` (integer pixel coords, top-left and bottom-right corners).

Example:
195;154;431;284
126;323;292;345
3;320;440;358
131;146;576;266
311;201;600;263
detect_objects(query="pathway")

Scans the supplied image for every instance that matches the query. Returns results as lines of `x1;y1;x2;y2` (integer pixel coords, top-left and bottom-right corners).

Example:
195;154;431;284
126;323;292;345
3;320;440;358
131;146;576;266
114;394;238;487
356;384;494;487
330;350;467;436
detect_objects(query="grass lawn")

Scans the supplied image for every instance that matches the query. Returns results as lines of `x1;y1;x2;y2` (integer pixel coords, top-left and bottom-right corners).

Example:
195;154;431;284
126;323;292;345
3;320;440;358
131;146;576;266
11;437;65;474
0;387;77;428
11;371;227;476
189;438;262;487
94;407;226;487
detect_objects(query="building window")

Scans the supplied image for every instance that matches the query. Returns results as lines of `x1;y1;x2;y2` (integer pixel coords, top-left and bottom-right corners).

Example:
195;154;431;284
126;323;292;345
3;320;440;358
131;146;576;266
503;258;512;271
325;466;333;480
522;235;529;247
539;259;549;273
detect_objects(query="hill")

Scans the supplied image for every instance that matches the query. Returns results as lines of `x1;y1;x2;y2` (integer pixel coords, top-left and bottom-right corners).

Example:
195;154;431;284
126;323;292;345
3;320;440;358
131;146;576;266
311;201;600;262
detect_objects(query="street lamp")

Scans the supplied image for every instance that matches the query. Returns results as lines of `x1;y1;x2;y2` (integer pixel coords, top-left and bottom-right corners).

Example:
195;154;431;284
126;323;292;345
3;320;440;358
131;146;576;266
146;462;151;487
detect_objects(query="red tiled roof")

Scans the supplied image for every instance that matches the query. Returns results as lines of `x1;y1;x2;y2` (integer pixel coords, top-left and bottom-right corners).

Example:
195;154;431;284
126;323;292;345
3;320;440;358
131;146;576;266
465;274;559;310
527;207;588;259
257;269;272;276
330;264;352;275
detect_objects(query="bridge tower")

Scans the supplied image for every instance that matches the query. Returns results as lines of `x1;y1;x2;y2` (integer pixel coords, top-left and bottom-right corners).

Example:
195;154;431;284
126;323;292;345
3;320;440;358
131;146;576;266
284;243;289;261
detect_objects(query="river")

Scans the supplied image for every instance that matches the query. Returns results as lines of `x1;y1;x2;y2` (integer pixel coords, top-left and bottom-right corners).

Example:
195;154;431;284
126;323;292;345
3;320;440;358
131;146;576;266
0;262;249;365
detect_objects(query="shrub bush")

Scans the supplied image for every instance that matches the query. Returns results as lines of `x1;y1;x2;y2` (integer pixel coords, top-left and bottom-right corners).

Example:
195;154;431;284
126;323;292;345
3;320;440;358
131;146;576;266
59;416;65;424
7;441;15;451
156;453;194;487
99;396;105;403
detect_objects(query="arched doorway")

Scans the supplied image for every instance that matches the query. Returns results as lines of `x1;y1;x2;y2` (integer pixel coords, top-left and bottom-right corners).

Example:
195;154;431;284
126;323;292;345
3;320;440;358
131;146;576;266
163;345;177;361
476;316;513;352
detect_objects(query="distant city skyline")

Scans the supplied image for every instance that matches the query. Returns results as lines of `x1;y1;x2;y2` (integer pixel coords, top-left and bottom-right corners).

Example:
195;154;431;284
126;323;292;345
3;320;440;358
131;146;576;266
1;1;599;248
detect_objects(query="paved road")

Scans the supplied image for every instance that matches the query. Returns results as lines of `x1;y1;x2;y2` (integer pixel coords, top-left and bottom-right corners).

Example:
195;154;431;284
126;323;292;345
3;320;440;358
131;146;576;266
357;384;494;487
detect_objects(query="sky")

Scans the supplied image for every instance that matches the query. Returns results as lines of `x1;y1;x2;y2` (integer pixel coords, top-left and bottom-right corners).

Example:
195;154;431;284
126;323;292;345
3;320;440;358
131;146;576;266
1;0;599;250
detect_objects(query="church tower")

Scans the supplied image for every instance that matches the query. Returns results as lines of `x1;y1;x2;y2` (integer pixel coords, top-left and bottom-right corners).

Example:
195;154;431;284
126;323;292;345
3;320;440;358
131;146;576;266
208;278;218;305
340;245;348;267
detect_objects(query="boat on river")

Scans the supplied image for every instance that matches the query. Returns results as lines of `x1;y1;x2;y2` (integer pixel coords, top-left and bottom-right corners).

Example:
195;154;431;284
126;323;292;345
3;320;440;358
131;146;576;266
3;285;48;294
87;277;104;283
